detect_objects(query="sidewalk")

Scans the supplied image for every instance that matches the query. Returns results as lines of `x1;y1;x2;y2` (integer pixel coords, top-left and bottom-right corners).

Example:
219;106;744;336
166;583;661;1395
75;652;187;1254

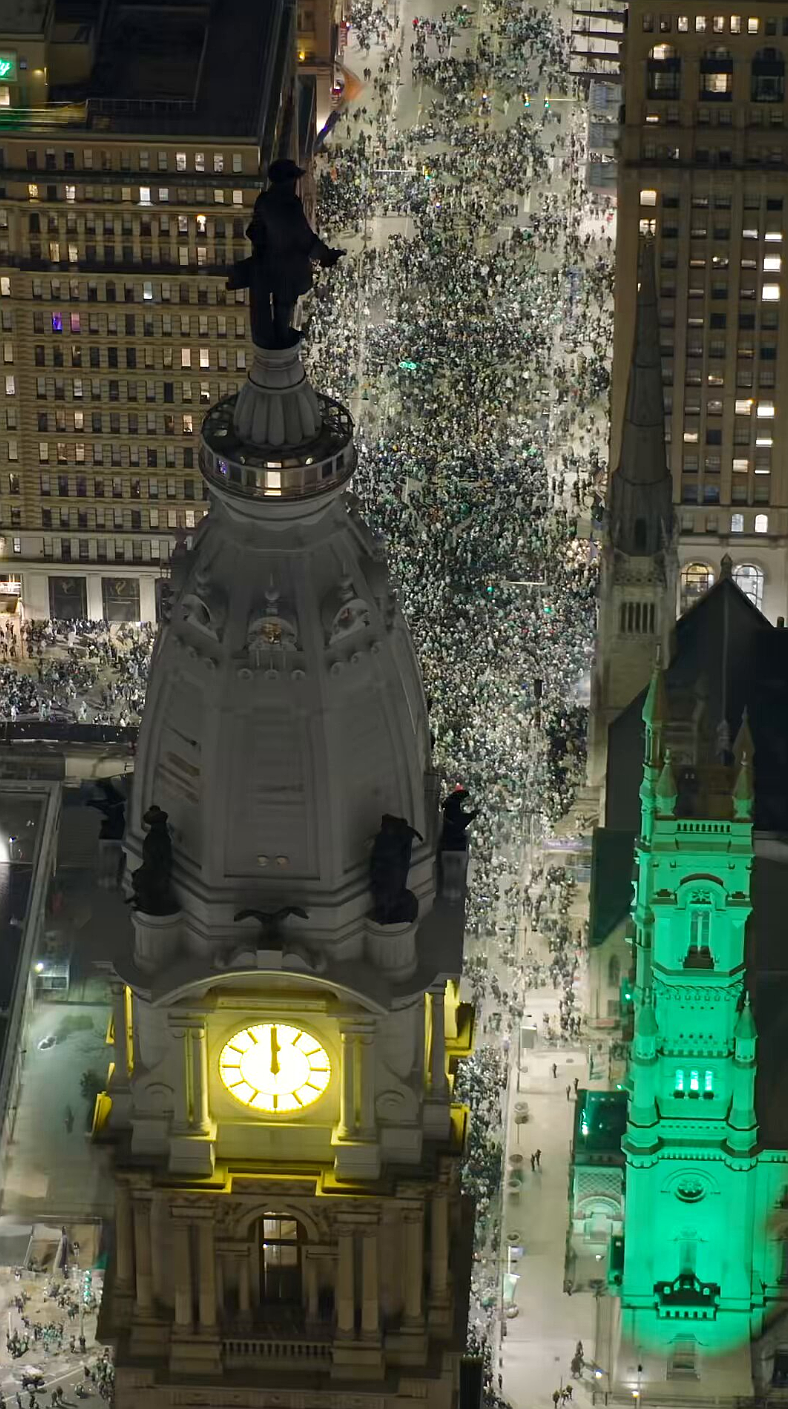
500;862;599;1409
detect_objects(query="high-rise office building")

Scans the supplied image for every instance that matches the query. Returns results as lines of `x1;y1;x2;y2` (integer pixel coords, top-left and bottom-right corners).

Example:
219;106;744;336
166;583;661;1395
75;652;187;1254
613;0;788;622
0;0;301;622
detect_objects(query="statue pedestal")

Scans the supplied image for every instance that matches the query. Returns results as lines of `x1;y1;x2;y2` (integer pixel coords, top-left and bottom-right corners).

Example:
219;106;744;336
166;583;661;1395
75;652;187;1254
438;847;468;905
233;345;321;448
133;909;182;973
365;918;417;981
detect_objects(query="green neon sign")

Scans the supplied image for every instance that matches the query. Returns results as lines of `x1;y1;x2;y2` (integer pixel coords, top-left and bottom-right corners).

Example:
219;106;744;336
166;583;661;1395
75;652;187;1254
0;55;17;82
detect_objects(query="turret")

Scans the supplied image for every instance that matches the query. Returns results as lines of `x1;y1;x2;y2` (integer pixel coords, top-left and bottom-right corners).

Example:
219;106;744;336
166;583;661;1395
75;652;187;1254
625;995;660;1149
727;994;758;1154
640;657;668;841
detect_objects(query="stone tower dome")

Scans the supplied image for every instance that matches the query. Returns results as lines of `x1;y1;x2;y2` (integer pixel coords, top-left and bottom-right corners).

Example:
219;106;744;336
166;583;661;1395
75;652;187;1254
124;343;438;965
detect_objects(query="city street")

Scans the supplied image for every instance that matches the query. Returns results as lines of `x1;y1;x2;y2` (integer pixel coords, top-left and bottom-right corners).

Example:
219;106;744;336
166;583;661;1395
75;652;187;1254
324;0;615;1400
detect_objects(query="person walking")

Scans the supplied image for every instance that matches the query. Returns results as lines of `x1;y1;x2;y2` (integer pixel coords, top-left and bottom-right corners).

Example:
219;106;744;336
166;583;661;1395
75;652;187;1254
573;1076;579;1094
566;1084;571;1100
535;1147;542;1168
552;1062;558;1079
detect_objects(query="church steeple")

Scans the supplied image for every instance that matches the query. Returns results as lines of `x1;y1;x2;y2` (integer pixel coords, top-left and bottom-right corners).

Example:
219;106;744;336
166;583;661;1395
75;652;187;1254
585;239;678;814
608;237;673;558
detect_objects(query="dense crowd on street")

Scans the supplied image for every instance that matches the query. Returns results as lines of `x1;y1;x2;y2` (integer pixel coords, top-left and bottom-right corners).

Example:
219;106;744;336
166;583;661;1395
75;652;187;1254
305;0;614;1397
0;621;153;728
0;0;615;1392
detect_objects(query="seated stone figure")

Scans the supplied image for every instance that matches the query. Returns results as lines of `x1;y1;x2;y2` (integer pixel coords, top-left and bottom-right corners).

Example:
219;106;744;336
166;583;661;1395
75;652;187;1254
370;814;423;925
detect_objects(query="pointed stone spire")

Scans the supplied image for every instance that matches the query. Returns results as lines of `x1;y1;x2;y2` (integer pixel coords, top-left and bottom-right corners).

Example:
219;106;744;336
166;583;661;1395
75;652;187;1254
733;752;754;820
642;650;668;731
635;992;659;1040
720;552;733;581
733;706;755;769
734;991;757;1044
608;238;672;557
656;748;677;816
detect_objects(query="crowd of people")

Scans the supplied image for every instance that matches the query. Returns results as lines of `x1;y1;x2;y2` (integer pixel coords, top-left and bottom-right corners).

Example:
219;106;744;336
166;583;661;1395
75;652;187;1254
0;621;154;728
306;0;615;1396
0;0;615;1389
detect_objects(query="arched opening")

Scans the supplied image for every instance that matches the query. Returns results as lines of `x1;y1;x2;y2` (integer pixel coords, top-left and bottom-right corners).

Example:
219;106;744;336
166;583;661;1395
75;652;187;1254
699;47;733;99
260;1213;304;1308
733;562;764;610
647;43;681;99
752;46;785;102
680;562;714;612
634;516;648;551
608;955;621;988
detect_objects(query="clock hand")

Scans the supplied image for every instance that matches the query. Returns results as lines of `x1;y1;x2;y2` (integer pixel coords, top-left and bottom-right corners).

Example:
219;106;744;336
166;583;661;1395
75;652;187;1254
270;1025;280;1077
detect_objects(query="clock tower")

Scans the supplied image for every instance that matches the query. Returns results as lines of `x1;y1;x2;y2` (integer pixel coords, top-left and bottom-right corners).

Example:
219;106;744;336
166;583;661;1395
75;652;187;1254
97;326;472;1405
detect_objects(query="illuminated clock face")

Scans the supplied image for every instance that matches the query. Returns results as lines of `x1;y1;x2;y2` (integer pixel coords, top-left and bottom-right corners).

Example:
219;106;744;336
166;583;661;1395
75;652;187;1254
219;1023;331;1114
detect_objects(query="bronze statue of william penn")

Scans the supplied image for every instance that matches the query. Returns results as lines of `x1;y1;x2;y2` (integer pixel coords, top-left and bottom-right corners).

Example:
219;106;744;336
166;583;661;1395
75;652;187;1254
227;158;345;350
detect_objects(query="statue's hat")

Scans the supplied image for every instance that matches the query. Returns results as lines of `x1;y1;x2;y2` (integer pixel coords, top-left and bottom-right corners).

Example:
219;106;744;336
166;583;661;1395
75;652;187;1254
268;158;306;184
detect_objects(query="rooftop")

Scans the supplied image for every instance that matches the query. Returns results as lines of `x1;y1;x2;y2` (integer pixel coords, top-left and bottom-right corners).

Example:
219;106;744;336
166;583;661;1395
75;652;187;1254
0;0;50;34
5;0;291;140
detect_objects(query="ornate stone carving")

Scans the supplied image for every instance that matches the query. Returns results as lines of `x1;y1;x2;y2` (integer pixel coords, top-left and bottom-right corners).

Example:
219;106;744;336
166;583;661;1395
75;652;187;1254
323;574;372;645
247;583;299;663
179;560;227;642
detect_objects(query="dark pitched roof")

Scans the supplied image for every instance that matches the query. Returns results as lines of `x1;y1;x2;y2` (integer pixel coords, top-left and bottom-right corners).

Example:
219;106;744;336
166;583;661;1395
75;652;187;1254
605;575;786;832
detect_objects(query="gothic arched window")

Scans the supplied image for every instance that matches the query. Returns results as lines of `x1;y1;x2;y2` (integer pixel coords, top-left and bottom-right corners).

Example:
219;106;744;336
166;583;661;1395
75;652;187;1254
680;562;714;612
733;562;764;610
260;1214;303;1306
608;956;621;988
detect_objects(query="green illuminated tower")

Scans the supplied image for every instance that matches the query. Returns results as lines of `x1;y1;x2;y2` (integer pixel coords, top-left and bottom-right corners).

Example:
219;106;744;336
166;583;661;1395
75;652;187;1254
618;665;758;1393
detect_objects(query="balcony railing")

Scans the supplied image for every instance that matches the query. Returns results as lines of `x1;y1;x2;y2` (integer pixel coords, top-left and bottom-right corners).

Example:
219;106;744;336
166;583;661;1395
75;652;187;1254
222;1335;333;1368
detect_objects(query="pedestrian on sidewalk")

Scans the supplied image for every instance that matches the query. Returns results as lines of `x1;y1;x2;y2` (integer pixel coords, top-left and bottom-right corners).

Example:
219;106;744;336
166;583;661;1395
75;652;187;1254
573;1076;579;1094
552;1062;557;1078
535;1147;542;1168
566;1084;571;1100
552;1392;560;1407
530;1153;536;1171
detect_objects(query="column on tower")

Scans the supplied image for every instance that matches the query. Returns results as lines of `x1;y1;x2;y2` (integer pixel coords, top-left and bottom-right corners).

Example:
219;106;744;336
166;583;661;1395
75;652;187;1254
197;1216;217;1330
336;1223;355;1336
356;1026;377;1137
170;1024;191;1132
132;1194;153;1315
172;1214;194;1330
429;1184;450;1307
429;985;448;1096
237;1249;251;1325
114;1182;135;1295
361;1221;380;1338
189;1023;211;1134
337;1028;357;1139
304;1249;320;1328
402;1207;425;1327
